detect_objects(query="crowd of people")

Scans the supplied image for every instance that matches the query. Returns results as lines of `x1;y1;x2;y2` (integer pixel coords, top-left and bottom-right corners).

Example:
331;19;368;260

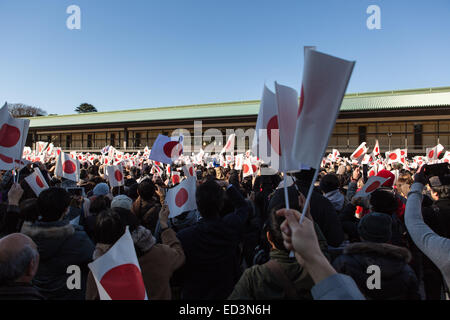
0;155;449;300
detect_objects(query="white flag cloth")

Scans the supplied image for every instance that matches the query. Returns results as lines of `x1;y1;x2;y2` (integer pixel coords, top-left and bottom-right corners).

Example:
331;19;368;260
221;134;235;155
252;85;281;167
149;134;183;164
293;50;355;168
88;226;147;300
275;82;300;172
36;141;48;154
106;165;124;187
25;168;49;196
353;176;389;199
235;154;244;171
165;176;197;218
0;103;30;162
55;152;80;182
351;142;368;161
442;151;450;163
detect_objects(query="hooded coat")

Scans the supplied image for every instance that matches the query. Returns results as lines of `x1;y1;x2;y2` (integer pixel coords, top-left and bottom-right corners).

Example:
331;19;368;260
20;220;95;300
332;242;420;300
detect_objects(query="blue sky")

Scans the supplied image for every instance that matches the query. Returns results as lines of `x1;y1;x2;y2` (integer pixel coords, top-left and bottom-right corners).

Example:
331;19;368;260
0;0;449;115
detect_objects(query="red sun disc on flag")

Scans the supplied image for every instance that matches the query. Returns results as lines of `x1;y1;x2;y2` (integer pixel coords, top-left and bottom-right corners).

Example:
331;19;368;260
243;164;249;173
189;167;194;176
100;264;146;300
267;116;281;156
428;150;434;158
252;165;257;172
366;181;381;193
0;124;21;148
163;141;182;158
375;147;379;153
36;175;44;188
353;148;365;159
297;85;304;118
225;139;232;150
114;170;123;182
389;153;397;160
368;170;375;177
175;188;188;207
57;149;61;156
172;175;180;184
401;150;405;156
63;160;76;174
0;153;13;163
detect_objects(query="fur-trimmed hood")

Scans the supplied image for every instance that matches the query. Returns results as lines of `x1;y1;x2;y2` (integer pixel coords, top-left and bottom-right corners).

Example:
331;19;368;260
343;242;411;263
21;221;75;240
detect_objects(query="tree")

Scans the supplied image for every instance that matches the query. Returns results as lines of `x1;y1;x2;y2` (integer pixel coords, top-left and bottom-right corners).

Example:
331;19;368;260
75;103;97;113
8;103;47;117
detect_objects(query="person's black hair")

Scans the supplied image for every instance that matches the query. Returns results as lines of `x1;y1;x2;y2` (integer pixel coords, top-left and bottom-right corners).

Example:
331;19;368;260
196;180;224;218
80;168;88;180
126;183;139;201
90;195;112;215
319;173;340;194
19;198;39;222
137;179;156;201
267;202;289;252
112;186;125;197
88;165;99;177
293;169;316;185
207;167;216;178
93;209;125;244
37;187;71;222
111;207;139;233
369;188;398;215
431;185;450;200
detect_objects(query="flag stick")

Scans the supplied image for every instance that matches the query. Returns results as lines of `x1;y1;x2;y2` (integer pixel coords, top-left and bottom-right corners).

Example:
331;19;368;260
299;167;320;224
283;171;290;210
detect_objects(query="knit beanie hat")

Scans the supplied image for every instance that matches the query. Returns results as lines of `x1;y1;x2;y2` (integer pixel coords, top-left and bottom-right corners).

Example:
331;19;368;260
111;194;133;211
319;173;340;194
93;183;110;196
358;212;392;243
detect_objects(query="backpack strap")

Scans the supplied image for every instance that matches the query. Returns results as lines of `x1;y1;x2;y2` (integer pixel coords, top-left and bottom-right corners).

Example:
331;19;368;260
265;260;299;299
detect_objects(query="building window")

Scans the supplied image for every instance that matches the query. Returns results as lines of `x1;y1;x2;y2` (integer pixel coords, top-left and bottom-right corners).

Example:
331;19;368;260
111;134;115;147
66;135;72;149
414;124;423;148
47;135;51;143
358;126;367;144
135;133;141;147
87;134;93;148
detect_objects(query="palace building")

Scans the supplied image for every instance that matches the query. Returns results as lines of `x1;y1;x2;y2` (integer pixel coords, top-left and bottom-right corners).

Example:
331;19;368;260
27;86;450;156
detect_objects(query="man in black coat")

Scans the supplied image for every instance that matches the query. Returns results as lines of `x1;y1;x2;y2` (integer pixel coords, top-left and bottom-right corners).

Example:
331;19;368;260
176;180;249;299
332;212;420;300
0;233;44;300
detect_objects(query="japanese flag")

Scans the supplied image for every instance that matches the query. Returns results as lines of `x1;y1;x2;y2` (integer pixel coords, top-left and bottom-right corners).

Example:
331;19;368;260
171;171;181;185
0;155;26;171
252;85;281;166
165;176;197;219
292;50;355;168
367;166;377;177
400;149;407;158
351;142;368;161
372;140;380;156
235;154;244;171
149;134;183;164
353;176;389;199
426;144;444;161
275;82;300;172
55;152;80;182
242;158;254;178
106;165;124;187
221;134;235;155
88;226;147;300
386;149;401;164
25;168;49;196
442;151;450;163
0;103;30;161
183;164;195;178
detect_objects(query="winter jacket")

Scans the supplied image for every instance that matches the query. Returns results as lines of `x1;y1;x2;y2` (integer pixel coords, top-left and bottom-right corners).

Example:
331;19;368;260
332;242;420;300
86;227;185;300
228;249;315;300
311;273;365;300
21;220;95;300
176;185;249;300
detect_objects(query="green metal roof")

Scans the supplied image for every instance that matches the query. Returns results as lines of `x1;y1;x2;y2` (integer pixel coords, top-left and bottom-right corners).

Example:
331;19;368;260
28;86;450;128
